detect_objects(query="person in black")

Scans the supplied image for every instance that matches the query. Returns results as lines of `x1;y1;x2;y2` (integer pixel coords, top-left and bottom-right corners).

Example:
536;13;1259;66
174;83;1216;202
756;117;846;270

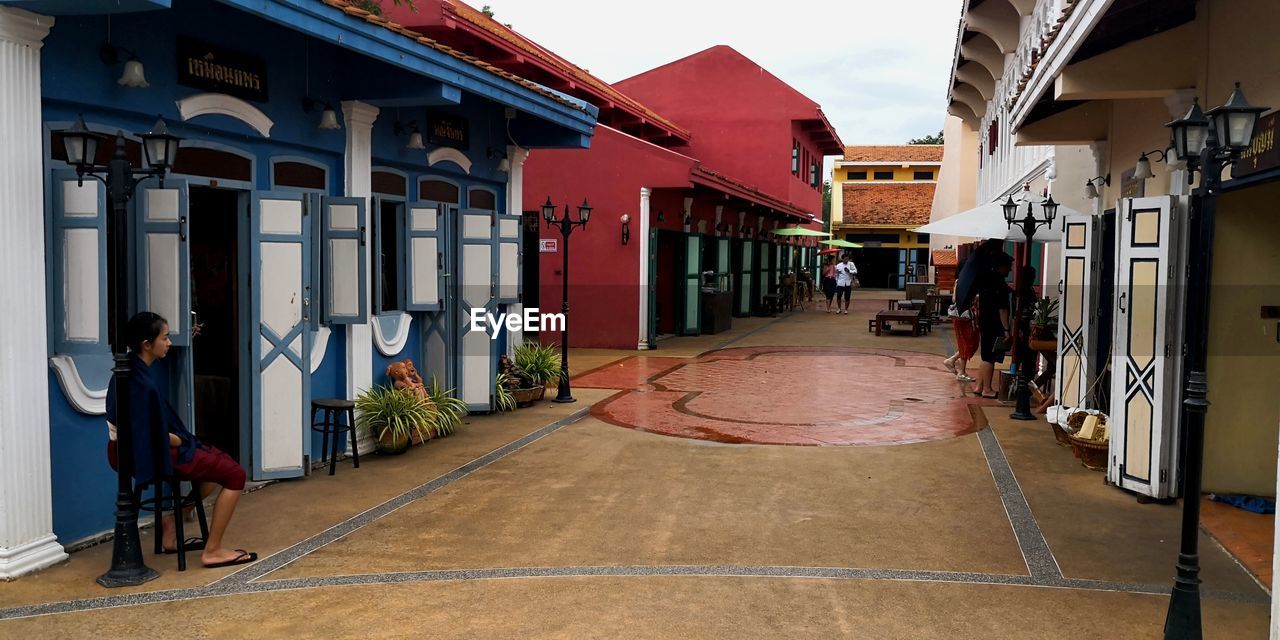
975;252;1014;398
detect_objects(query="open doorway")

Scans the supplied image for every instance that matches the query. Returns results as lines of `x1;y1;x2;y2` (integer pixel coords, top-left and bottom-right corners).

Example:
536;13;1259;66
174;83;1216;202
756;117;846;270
655;229;683;336
189;186;242;462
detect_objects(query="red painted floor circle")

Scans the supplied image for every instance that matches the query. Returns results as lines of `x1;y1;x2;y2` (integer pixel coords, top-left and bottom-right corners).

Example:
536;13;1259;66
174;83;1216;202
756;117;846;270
587;346;984;446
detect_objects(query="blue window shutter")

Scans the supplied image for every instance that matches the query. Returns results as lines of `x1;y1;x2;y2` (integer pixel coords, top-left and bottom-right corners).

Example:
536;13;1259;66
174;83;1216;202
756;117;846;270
135;179;192;345
50;170;108;355
320;196;368;324
404;201;445;311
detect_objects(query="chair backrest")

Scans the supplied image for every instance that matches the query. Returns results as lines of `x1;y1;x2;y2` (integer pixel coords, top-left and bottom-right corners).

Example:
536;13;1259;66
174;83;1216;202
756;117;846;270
905;282;936;300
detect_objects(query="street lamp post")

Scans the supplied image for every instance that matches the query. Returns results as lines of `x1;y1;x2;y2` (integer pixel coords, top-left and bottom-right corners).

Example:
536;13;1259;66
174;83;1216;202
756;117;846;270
57;115;183;588
1159;84;1266;640
542;197;591;403
1002;193;1058;422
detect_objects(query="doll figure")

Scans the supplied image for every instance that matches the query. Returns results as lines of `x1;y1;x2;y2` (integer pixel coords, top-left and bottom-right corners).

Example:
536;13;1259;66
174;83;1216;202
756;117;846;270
386;361;427;399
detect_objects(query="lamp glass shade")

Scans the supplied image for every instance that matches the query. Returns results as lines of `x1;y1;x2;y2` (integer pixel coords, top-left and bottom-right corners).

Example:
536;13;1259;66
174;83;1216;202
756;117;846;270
1206;83;1267;152
541;197;556;222
118;58;150;88
139;118;182;171
318;108;341;130
61;116;99;166
577;199;592;223
1167;98;1210;161
406;131;425;150
1134;155;1154;180
1041;196;1059;224
620;214;630;224
1084;180;1099;200
1001;196;1019;223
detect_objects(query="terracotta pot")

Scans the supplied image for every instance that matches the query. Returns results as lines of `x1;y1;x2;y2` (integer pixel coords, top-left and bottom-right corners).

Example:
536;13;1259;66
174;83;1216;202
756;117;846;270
376;430;411;455
511;387;542;407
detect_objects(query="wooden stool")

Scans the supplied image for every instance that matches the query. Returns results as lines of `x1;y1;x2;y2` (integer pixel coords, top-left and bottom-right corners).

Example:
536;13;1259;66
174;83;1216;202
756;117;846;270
310;398;359;476
137;478;209;572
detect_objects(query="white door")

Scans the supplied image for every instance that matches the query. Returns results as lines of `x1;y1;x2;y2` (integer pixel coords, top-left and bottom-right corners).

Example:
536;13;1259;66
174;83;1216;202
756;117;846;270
1109;196;1188;498
135;179;191;345
458;207;495;411
1055;214;1097;411
739;240;753;315
249;191;311;480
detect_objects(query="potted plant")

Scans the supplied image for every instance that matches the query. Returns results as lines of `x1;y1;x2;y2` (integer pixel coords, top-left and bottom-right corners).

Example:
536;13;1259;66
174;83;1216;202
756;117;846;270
354;385;438;455
1028;297;1059;352
513;341;561;399
428;377;468;437
494;372;518;412
499;353;543;407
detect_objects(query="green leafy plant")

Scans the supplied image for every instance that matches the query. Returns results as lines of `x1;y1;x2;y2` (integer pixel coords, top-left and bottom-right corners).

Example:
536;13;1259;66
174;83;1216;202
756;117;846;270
428;377;468;437
1031;297;1060;338
354;385;437;454
513;342;562;387
494;373;518;412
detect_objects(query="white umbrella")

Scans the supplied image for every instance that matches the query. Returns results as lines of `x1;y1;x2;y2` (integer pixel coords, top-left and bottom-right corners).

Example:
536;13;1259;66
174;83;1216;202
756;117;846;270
914;199;1084;243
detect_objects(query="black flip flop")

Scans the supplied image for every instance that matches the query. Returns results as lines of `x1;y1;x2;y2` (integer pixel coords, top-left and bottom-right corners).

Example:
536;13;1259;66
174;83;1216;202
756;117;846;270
162;537;207;554
203;549;258;569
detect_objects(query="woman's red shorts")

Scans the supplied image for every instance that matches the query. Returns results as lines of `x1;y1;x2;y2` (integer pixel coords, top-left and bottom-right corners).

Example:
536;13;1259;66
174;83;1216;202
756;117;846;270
952;317;979;360
108;441;247;491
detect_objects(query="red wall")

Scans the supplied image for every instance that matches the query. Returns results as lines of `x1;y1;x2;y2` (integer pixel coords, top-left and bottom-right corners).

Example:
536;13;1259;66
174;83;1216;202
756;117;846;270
523;126;694;349
616;46;827;214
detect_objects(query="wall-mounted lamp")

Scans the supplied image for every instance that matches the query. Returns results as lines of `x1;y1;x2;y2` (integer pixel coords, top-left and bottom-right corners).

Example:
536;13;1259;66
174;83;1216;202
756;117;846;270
656;209;664;223
303;97;341;130
395;121;425;149
620;214;631;245
101;43;148;88
1133;140;1182;180
682;213;692;226
1083;174;1110;199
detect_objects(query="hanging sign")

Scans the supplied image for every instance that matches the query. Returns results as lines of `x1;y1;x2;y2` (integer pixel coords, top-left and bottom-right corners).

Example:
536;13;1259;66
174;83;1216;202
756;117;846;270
1235;111;1279;179
176;37;269;103
539;239;558;253
428;113;469;150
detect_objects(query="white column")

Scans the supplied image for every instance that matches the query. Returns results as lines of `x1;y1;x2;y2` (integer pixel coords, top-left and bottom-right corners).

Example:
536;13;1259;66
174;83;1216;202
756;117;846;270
341;101;378;454
637;187;652;350
506;146;529;354
0;6;66;579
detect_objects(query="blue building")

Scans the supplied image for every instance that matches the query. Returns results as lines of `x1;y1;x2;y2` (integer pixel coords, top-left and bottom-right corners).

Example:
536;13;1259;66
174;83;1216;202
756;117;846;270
0;0;596;577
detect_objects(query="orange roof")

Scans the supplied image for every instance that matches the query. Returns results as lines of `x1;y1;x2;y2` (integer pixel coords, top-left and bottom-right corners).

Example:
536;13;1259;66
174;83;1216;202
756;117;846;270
319;0;590;114
843;145;944;163
932;250;958;267
841;183;937;226
439;1;691;141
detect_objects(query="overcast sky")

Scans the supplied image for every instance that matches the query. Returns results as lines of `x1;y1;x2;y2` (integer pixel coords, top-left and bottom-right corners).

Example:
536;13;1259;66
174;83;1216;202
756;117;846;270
485;0;964;148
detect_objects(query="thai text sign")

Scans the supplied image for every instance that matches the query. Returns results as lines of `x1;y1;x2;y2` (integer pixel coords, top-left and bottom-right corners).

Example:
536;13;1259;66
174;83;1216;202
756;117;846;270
1235;111;1278;179
429;113;469;150
177;37;269;103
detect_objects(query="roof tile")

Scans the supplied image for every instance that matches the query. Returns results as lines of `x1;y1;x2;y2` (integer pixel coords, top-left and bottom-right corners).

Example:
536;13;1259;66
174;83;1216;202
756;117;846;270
841;183;937;226
843;145;944;163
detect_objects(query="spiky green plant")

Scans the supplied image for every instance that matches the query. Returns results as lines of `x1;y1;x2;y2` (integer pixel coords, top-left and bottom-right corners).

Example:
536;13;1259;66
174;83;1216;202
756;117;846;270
513;341;561;387
428;377;468;437
354;385;437;453
494;373;518;412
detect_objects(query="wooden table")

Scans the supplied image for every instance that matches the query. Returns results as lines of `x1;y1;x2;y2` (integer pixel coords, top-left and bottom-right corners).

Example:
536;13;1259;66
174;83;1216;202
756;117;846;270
875;309;923;336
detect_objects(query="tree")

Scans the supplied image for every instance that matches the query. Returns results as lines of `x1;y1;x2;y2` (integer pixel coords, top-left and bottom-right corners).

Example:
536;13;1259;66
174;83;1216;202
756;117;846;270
482;4;495;18
908;130;944;145
354;0;417;15
822;180;832;227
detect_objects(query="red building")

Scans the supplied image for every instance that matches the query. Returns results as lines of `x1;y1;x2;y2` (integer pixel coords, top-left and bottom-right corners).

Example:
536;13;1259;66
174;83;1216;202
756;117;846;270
384;2;842;350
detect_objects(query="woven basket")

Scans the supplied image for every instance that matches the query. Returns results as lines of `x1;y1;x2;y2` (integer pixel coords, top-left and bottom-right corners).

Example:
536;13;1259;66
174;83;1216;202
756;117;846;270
1068;435;1108;471
511;386;543;407
1049;421;1073;447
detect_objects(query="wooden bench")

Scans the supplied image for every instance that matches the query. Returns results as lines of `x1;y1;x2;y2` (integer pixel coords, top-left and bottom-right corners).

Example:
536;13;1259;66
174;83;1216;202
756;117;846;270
874;309;923;336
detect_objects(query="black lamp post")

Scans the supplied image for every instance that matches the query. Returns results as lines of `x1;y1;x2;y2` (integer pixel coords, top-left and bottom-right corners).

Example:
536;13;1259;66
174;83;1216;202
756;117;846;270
542;196;591;403
1002;192;1058;421
1160;83;1266;640
58;115;182;588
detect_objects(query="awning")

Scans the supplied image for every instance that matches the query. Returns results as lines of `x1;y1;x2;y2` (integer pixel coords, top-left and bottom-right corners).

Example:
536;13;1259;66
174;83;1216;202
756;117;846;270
913;199;1085;243
770;228;831;237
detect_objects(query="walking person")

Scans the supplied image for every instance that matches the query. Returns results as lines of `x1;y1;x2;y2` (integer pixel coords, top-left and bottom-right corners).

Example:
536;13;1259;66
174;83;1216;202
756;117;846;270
107;311;258;568
820;255;837;313
974;253;1014;399
943;258;978;383
834;253;858;315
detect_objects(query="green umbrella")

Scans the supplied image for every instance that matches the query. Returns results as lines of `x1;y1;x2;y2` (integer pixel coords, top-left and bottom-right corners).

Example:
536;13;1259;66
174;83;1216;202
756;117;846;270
769;227;831;237
821;239;863;248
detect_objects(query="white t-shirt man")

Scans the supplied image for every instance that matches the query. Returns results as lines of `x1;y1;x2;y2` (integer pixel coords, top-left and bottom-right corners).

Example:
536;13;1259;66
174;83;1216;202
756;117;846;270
835;260;858;287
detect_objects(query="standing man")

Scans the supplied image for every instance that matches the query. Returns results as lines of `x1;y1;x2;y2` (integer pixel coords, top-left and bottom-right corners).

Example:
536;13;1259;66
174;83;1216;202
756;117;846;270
834;253;858;315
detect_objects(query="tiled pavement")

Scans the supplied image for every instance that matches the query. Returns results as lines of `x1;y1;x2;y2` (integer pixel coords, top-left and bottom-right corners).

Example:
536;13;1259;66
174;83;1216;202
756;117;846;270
591;346;985;445
0;297;1271;638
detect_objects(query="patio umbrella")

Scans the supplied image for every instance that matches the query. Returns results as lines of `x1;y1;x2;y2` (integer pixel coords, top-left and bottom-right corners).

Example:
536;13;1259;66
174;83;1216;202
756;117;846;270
912;199;1084;243
820;239;863;248
769;227;831;237
818;247;841;256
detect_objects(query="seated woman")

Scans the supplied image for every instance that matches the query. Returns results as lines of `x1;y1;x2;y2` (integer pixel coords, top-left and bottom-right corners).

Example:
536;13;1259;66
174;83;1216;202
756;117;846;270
107;311;257;568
